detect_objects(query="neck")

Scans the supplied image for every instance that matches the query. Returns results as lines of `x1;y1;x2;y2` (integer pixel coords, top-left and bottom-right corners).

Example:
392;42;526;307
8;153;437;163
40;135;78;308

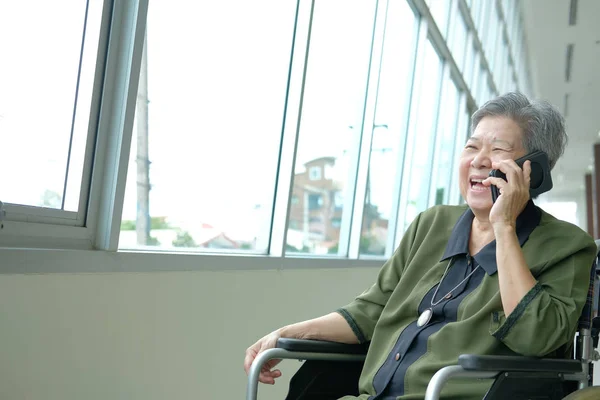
472;211;493;233
470;211;496;254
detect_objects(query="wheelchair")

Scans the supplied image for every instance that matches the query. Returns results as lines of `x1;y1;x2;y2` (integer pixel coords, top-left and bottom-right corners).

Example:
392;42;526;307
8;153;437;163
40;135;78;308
246;240;600;400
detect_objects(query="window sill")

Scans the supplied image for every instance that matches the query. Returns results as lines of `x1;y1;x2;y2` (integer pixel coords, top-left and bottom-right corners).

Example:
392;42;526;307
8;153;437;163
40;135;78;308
0;247;385;274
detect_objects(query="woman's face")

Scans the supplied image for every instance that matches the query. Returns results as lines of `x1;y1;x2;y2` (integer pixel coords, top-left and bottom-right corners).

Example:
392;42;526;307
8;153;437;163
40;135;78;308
459;116;527;214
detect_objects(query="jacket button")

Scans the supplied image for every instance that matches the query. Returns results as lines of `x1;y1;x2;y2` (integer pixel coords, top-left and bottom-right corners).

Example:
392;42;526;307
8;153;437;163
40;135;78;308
395;353;400;361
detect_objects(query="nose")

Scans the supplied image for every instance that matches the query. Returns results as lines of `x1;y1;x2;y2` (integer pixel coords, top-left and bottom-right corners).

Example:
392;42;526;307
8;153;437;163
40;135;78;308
470;149;492;169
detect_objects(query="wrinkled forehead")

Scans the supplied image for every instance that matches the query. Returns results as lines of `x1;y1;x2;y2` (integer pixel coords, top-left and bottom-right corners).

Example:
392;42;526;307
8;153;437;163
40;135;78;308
468;116;524;148
466;135;517;147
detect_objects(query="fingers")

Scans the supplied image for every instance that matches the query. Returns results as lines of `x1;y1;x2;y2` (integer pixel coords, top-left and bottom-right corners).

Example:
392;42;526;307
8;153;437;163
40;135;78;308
522;160;532;186
260;369;282;384
491;159;530;183
244;341;283;385
482;176;507;188
244;346;257;374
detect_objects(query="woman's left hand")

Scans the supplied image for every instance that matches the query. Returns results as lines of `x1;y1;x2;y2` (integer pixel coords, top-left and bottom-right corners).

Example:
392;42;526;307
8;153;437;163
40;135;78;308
482;159;531;228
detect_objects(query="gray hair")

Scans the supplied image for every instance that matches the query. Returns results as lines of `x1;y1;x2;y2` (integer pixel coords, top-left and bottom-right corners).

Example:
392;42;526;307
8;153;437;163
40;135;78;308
471;92;567;170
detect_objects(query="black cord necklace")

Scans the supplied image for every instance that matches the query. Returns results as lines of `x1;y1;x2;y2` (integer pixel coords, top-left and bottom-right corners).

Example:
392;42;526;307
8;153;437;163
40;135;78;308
417;256;480;327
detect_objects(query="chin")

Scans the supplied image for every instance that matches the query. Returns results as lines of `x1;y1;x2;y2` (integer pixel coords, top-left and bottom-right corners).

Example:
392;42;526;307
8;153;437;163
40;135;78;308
467;194;492;213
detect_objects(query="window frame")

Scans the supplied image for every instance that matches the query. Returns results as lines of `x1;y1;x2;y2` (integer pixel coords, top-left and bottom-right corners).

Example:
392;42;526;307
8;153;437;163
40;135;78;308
0;0;114;227
0;0;536;272
0;0;149;251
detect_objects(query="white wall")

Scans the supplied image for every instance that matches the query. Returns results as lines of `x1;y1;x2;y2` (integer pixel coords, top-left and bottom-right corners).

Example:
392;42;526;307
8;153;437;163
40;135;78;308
0;254;378;400
0;251;598;400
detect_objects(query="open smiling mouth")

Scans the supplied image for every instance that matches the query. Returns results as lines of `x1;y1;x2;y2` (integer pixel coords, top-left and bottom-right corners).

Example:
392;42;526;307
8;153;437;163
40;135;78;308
470;178;488;190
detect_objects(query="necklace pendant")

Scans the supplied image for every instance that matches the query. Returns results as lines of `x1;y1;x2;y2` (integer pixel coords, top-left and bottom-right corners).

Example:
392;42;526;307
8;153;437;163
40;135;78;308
417;308;433;327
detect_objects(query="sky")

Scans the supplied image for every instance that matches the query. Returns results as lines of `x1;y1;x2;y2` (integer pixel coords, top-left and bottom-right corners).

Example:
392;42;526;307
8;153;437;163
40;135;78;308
0;0;100;211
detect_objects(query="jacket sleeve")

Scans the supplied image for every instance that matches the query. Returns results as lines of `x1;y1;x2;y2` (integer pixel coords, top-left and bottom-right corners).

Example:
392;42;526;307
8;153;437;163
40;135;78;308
489;235;597;356
336;212;423;343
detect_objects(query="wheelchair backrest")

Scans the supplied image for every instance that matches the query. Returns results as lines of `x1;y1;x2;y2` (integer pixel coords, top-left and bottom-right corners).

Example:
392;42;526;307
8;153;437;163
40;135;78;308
579;240;600;331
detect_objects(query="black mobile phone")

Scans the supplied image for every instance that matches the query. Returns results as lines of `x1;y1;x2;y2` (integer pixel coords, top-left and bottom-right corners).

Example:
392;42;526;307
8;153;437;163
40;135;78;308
489;150;553;202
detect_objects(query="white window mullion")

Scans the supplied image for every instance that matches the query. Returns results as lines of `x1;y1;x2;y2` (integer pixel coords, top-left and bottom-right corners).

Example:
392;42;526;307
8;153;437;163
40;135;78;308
269;0;313;258
90;0;149;251
341;0;388;259
383;4;422;259
427;63;452;209
392;16;429;248
449;92;469;204
74;0;116;226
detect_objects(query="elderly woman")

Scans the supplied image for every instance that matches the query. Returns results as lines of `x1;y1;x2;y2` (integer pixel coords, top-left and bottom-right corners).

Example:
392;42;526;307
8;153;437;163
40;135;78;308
243;92;597;399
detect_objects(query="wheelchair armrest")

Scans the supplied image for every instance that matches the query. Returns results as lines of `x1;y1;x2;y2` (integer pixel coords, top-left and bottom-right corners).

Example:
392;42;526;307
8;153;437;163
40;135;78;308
277;338;369;355
458;354;582;373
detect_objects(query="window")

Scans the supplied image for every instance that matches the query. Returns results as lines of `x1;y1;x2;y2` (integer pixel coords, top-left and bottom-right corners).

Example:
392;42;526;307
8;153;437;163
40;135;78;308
476;63;489;103
427;0;450;37
334;191;344;209
119;0;297;252
450;7;468;72
308;166;322;181
429;76;460;207
401;39;443;232
0;0;536;263
285;0;377;255
486;2;502;71
360;0;418;257
288;220;299;230
307;194;323;210
538;201;578;226
468;49;480;94
475;0;491;41
464;39;476;91
0;0;104;215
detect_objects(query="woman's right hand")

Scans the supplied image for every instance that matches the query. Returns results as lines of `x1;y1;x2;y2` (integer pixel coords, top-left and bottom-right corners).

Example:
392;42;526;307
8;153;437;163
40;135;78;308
243;330;283;384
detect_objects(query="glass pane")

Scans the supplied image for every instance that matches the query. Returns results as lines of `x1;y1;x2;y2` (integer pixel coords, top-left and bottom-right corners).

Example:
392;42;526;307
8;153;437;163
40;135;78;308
427;0;450;37
119;0;296;252
360;0;418;257
486;3;501;70
451;9;468;71
0;0;104;210
469;50;480;95
454;107;472;205
477;64;488;103
429;78;460;207
470;0;481;31
402;39;442;231
497;39;509;92
464;40;475;90
286;0;377;255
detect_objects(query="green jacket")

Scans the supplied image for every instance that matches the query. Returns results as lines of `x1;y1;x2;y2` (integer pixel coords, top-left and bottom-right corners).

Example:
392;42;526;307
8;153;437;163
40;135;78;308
338;204;597;399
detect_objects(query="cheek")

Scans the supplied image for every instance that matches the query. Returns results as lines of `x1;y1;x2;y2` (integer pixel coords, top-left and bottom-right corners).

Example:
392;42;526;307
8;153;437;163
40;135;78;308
493;153;516;163
458;157;472;173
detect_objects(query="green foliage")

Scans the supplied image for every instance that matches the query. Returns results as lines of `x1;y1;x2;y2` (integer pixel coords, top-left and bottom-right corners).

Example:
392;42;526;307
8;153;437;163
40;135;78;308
172;231;197;247
286;244;310;253
120;216;170;231
121;220;136;230
435;188;445;205
151;216;170;229
359;235;385;256
147;236;160;246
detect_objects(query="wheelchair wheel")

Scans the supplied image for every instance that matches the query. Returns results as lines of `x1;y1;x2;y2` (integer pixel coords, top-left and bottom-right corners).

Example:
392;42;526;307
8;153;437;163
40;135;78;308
562;386;600;400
